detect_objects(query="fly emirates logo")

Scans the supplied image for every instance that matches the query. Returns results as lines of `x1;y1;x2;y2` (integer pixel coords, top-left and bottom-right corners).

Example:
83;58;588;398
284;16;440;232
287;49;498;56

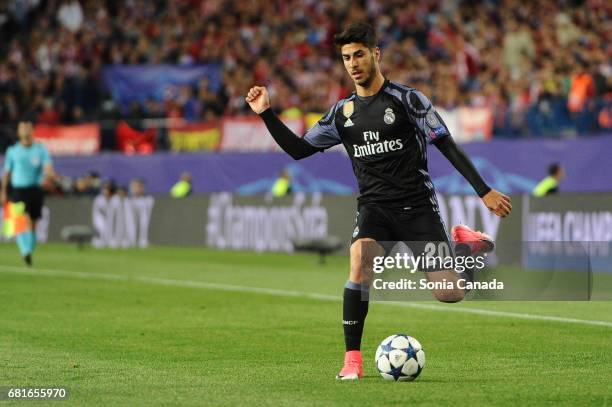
353;131;404;158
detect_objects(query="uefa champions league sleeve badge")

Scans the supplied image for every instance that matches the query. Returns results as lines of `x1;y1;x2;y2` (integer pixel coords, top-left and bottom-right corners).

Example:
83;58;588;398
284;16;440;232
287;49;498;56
425;110;440;128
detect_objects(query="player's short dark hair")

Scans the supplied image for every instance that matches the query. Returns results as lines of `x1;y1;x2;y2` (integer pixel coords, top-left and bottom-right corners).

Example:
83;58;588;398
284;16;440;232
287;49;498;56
334;22;378;50
548;162;562;176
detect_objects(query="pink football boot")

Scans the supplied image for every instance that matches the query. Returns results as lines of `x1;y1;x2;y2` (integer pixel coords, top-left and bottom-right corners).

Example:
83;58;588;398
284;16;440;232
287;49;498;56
336;350;363;380
451;224;495;255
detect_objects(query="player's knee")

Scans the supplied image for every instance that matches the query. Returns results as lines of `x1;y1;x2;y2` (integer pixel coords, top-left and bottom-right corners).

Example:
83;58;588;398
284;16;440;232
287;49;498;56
432;288;465;303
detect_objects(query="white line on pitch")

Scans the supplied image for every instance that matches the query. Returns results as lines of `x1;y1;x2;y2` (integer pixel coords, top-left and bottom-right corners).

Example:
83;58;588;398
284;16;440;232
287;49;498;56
1;265;612;328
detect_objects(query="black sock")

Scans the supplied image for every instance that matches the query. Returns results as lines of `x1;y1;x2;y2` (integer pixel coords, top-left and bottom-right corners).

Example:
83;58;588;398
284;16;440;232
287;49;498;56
343;283;369;351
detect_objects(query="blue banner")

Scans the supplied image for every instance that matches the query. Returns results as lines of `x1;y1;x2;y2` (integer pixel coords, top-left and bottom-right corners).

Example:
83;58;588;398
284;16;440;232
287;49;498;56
102;65;221;109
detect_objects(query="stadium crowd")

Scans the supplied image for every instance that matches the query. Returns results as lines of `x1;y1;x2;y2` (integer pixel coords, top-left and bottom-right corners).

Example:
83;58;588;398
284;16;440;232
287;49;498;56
0;0;610;152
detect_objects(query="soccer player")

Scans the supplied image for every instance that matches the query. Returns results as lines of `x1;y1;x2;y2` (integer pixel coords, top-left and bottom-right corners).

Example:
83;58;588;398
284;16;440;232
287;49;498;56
245;22;512;380
1;120;54;266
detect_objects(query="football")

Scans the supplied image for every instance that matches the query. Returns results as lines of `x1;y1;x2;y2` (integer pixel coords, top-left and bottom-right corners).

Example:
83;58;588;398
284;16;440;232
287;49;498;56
375;334;425;381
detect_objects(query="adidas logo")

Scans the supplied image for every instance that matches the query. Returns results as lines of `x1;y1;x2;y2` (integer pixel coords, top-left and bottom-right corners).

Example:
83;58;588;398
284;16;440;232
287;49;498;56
344;118;354;127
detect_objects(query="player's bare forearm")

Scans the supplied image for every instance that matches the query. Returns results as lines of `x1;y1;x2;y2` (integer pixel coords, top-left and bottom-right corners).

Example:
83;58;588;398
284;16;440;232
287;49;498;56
246;86;319;160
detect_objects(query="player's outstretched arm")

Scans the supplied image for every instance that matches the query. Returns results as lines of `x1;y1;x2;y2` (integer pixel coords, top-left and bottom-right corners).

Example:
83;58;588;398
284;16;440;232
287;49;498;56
246;86;320;160
433;136;511;218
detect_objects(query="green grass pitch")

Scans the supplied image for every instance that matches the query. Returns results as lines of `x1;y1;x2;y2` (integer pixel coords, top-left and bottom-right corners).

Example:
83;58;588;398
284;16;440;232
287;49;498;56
0;243;611;406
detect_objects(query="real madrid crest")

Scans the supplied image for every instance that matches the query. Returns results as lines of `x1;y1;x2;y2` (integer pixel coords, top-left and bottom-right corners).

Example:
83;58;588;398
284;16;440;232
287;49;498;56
384;107;395;124
343;101;354;118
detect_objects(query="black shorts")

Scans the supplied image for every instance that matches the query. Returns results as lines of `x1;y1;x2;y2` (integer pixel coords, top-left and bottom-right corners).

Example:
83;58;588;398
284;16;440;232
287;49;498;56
9;187;44;221
351;204;453;271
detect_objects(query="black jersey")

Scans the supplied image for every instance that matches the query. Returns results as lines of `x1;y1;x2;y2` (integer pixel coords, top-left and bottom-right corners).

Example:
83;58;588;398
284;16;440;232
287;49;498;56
303;79;451;210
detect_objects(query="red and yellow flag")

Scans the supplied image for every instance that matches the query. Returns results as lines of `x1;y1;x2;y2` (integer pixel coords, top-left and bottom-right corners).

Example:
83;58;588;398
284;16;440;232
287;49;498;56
2;202;30;238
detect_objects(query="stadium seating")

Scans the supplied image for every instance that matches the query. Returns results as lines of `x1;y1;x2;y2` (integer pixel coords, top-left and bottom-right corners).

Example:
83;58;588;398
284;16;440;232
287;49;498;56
0;0;609;152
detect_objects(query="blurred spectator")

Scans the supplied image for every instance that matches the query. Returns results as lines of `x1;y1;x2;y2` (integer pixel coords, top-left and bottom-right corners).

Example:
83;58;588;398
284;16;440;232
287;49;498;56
568;63;596;114
170;171;192;198
57;0;83;33
568;60;597;134
503;18;535;80
195;77;227;120
129;178;147;197
271;169;292;198
99;180;116;199
177;85;199;122
116;185;128;198
532;162;564;197
555;12;581;47
72;171;101;197
37;99;60;125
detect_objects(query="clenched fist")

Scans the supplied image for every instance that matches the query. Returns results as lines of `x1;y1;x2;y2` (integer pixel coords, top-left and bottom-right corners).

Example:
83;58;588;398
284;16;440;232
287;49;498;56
482;189;512;218
245;86;271;114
